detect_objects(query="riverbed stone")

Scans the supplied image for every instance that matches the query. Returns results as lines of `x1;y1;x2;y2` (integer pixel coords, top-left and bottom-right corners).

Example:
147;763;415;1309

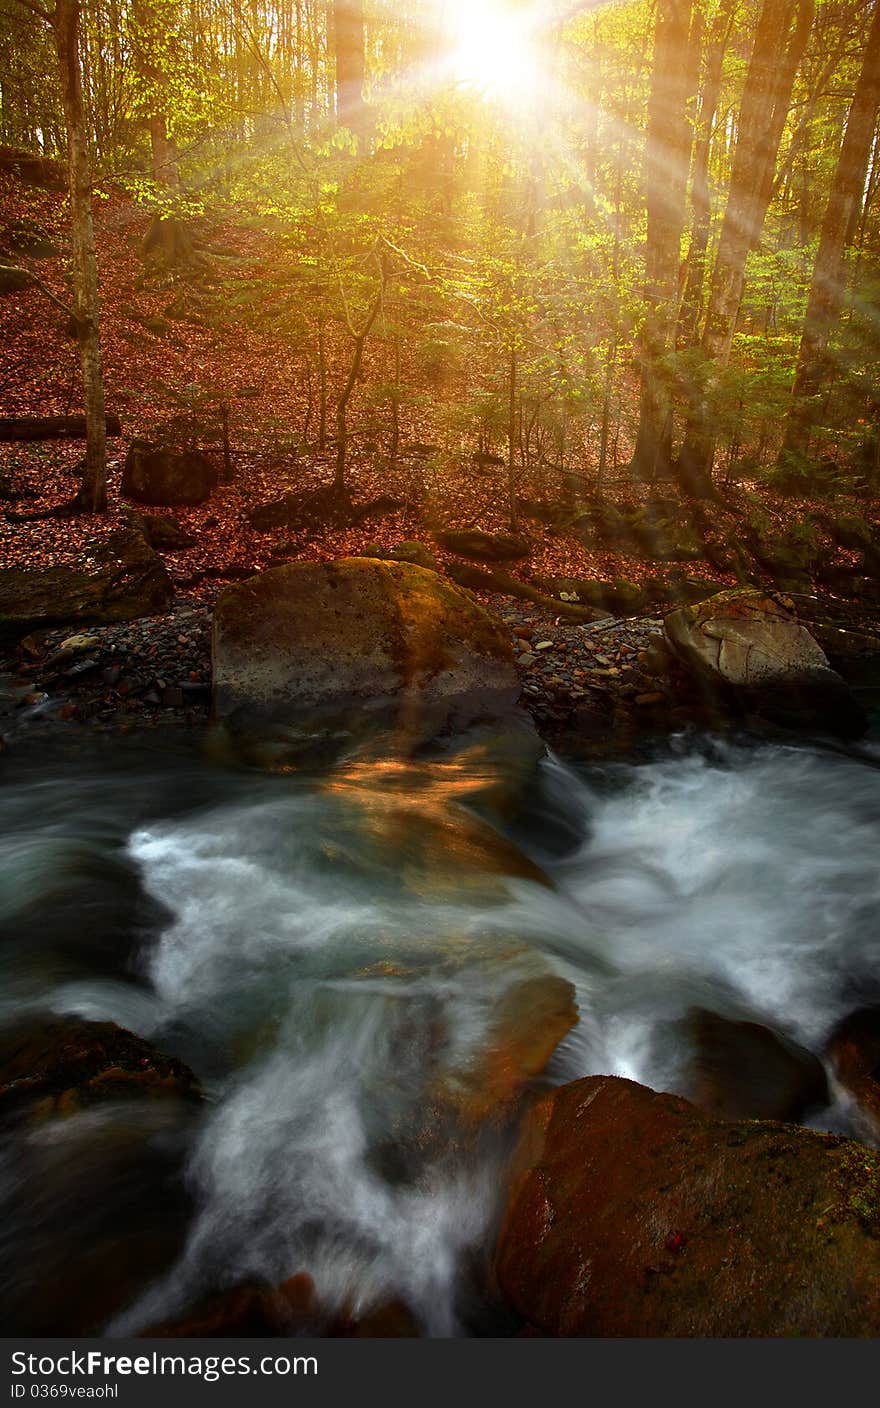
674;1007;829;1124
495;1074;880;1336
664;588;866;735
0;1016;202;1120
212;557;520;745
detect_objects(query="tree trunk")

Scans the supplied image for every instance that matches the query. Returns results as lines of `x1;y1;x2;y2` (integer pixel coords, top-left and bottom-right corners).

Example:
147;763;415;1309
148;113;180;188
52;0;107;512
678;0;814;494
631;0;694;480
781;0;880;465
677;0;736;348
507;346;518;530
331;0;365;137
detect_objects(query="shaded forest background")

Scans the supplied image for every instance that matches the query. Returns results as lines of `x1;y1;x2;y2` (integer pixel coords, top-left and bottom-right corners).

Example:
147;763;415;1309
0;0;878;570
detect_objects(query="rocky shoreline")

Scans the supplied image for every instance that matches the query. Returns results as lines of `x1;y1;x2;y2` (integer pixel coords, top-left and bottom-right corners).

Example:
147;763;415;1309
3;571;879;754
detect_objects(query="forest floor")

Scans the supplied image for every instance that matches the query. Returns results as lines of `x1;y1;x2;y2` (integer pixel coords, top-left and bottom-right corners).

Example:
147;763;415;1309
2;173;879;744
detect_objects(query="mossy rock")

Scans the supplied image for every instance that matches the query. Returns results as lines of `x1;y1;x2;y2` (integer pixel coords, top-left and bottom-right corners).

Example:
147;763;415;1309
212;557;519;747
495;1075;880;1336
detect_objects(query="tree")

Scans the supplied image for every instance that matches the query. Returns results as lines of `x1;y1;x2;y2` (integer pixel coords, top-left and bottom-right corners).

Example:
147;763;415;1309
11;0;108;511
630;0;693;479
780;0;880;467
332;0;366;138
678;0;814;494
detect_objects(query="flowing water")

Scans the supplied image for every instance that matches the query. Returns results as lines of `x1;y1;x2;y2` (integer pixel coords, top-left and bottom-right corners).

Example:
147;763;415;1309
1;724;879;1335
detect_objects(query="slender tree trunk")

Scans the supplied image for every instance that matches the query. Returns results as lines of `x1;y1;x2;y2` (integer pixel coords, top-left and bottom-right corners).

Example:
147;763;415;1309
53;0;107;512
148;113;180;187
677;0;735;348
507;346;518;531
631;0;694;480
781;0;880;465
679;0;814;494
331;0;365;137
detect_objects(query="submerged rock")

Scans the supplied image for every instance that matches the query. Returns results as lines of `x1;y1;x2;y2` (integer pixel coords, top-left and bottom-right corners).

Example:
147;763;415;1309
674;1007;829;1124
437;974;578;1126
0;1016;202;1121
664;588;866;736
122;440;216;506
0;527;173;639
211;557;520;747
0;1018;201;1334
495;1074;880;1336
143;1272;419;1338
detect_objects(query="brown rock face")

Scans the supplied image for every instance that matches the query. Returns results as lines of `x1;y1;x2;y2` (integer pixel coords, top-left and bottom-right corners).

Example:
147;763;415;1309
495;1075;880;1336
122;439;217;506
664;588;865;735
827;1008;880;1144
0;527;173;639
212;557;519;744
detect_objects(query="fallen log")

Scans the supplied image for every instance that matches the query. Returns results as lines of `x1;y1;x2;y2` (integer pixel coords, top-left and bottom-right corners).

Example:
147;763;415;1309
0;414;122;442
445;559;610;622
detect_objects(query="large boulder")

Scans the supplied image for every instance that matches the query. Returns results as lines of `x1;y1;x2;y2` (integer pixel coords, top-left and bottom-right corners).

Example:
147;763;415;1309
664;588;866;735
212;557;520;744
0;527;173;639
122;439;216;506
1;219;60;259
495;1075;880;1337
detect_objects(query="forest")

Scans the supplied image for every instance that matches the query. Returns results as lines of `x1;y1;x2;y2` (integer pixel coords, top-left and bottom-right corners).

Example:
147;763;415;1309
2;0;880;1350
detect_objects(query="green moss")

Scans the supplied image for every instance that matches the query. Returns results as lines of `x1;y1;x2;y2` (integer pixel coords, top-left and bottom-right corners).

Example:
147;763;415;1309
830;1145;880;1235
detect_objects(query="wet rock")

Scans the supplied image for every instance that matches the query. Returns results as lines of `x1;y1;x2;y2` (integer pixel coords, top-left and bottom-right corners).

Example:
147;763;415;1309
0;1016;203;1121
122;439;217;506
0;527;173;640
0;1098;196;1335
664;588;865;737
144;1273;419;1338
495;1074;880;1336
433;529;531;563
437;975;577;1127
212;557;519;747
674;1007;829;1123
535;576;646;616
827;1008;880;1143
